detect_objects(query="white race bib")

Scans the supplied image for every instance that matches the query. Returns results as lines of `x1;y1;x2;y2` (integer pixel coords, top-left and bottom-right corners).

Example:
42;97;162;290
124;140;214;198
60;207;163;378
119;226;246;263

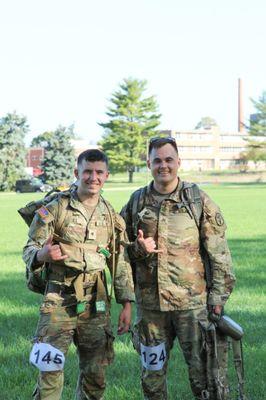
29;342;65;372
140;342;167;371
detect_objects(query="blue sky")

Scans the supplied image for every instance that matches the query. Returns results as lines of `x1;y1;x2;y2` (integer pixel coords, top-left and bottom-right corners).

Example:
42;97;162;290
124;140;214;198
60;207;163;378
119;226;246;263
0;0;265;145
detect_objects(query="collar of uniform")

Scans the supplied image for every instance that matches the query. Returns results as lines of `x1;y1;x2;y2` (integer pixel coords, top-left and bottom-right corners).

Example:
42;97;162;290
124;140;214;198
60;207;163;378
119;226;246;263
69;190;97;220
147;179;183;203
69;191;108;219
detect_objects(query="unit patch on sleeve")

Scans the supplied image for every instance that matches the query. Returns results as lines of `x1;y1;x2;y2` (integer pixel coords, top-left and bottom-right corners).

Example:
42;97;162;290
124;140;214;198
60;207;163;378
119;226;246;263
215;212;224;226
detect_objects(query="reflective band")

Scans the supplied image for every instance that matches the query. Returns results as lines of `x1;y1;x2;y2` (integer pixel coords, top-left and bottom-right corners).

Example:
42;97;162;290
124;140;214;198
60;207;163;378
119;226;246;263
30;342;65;372
140;342;167;371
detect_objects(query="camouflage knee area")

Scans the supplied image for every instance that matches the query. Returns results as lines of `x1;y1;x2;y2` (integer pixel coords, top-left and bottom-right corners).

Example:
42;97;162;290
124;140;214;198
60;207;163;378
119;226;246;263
131;308;173;354
34;294;76;353
142;368;168;400
33;371;63;400
76;363;106;400
76;315;115;366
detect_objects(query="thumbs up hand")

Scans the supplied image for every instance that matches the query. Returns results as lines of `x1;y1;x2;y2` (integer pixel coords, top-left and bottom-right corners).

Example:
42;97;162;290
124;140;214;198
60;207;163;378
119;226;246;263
137;229;163;254
37;236;69;263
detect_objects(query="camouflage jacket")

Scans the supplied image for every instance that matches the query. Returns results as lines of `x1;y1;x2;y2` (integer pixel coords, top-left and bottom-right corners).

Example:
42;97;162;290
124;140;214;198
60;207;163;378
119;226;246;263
121;180;235;311
23;190;135;304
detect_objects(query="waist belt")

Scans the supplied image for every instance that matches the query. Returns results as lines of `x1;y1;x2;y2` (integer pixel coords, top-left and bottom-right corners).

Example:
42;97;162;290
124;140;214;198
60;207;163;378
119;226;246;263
46;282;75;295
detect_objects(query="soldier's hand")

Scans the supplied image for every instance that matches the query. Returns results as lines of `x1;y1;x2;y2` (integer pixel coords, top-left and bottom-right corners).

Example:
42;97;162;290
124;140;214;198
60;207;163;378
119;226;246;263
137;229;163;254
213;305;223;315
37;236;69;263
117;301;131;335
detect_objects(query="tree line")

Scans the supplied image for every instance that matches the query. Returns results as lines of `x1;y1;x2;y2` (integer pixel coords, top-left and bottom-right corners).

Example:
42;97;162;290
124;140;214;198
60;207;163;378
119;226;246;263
0;78;265;191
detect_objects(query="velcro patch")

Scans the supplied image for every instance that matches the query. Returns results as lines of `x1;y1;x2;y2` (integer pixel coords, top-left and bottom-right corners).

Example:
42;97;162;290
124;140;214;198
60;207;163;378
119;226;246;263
215;212;224;226
36;206;49;221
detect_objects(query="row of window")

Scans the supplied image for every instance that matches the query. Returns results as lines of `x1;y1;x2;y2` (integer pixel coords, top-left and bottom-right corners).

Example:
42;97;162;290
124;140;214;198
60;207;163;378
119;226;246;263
174;133;246;142
30;156;43;161
179;146;246;153
175;133;213;140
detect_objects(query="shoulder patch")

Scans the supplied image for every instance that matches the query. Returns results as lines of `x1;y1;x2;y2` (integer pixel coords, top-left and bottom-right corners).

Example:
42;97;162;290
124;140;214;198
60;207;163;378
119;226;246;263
215;212;224;226
36;206;50;221
35;206;55;225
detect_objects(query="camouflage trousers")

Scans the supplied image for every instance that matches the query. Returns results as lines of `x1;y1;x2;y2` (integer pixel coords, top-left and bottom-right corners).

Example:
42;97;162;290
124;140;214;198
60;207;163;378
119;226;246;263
32;293;114;400
132;307;229;400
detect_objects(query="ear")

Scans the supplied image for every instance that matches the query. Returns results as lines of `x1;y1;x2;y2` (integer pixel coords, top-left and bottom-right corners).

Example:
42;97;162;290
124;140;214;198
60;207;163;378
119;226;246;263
147;159;151;170
74;168;79;179
177;157;181;169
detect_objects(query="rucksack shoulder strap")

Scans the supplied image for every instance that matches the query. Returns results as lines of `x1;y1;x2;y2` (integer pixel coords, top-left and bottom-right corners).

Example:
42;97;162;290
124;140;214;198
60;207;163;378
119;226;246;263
131;186;147;239
181;181;202;228
54;195;70;234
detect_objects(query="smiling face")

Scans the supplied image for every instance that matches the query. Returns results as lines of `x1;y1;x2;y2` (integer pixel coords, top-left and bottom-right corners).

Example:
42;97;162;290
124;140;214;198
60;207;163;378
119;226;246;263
75;159;109;199
147;143;180;191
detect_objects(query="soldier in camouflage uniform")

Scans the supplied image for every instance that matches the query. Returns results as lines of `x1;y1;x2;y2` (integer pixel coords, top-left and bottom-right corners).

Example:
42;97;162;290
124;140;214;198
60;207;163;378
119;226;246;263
121;137;236;400
23;149;135;400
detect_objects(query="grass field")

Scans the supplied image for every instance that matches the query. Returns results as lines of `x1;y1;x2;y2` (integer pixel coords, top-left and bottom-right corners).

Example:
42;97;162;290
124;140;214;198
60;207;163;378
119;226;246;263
0;177;265;399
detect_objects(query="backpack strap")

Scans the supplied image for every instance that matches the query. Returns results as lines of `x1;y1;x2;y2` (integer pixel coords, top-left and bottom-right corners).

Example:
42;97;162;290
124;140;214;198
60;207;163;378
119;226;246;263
100;196;116;300
131;186;147;239
232;339;247;400
181;182;213;289
181;181;203;228
53;195;69;234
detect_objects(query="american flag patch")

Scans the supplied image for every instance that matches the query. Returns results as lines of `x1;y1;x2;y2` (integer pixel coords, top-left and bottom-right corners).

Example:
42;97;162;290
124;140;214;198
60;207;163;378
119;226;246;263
37;206;49;220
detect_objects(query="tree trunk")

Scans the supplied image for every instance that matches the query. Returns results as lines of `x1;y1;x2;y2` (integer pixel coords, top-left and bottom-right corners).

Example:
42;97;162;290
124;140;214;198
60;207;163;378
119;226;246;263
128;170;134;183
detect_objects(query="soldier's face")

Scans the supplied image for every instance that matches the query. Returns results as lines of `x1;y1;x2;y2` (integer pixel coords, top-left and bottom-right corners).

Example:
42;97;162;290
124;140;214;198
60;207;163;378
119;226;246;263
75;159;109;196
148;144;180;185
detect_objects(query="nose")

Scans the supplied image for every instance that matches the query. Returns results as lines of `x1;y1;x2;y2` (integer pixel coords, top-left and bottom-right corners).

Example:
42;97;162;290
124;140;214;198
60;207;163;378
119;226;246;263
90;170;98;180
160;160;168;168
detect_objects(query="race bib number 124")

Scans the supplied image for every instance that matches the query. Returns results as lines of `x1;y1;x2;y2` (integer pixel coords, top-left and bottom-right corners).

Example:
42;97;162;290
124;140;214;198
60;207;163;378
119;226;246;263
30;342;65;372
140;342;166;371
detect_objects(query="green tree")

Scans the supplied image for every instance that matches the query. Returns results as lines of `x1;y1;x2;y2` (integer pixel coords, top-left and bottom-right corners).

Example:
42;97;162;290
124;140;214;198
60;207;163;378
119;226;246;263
31;131;53;148
41;125;76;185
195;116;218;130
99;78;161;182
244;91;266;162
0;112;28;191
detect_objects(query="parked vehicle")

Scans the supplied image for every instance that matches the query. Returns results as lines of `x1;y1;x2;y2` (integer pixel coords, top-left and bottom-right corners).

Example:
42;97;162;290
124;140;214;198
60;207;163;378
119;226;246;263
15;178;52;193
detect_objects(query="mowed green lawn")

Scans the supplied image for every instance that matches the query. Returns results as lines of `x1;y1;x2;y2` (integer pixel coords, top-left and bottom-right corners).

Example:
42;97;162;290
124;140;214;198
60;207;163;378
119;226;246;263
0;180;265;399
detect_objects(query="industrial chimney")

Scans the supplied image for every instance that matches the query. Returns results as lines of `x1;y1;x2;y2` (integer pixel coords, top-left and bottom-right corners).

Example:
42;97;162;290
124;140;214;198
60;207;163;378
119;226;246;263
238;78;245;132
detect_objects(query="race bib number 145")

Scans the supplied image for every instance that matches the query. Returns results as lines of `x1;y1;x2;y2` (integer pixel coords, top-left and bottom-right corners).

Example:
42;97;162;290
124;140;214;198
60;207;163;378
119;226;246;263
140;342;166;371
30;342;65;372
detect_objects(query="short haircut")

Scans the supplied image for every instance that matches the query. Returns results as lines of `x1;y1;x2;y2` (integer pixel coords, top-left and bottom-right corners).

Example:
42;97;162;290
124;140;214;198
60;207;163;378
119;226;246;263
77;149;109;167
148;137;178;155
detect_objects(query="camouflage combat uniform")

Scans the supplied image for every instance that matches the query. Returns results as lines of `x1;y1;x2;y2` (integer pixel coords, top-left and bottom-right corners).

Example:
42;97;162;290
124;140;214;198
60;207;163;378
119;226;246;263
23;190;134;400
121;180;235;400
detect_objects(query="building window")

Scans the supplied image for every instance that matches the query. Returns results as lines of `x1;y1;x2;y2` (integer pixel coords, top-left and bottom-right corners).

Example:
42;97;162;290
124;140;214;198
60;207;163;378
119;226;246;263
179;146;213;152
220;147;246;153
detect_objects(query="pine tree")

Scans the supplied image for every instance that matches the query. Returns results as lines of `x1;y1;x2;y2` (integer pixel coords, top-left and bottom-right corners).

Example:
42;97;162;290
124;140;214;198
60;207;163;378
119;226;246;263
99;78;161;183
41;125;76;185
0;112;28;191
245;91;266;163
